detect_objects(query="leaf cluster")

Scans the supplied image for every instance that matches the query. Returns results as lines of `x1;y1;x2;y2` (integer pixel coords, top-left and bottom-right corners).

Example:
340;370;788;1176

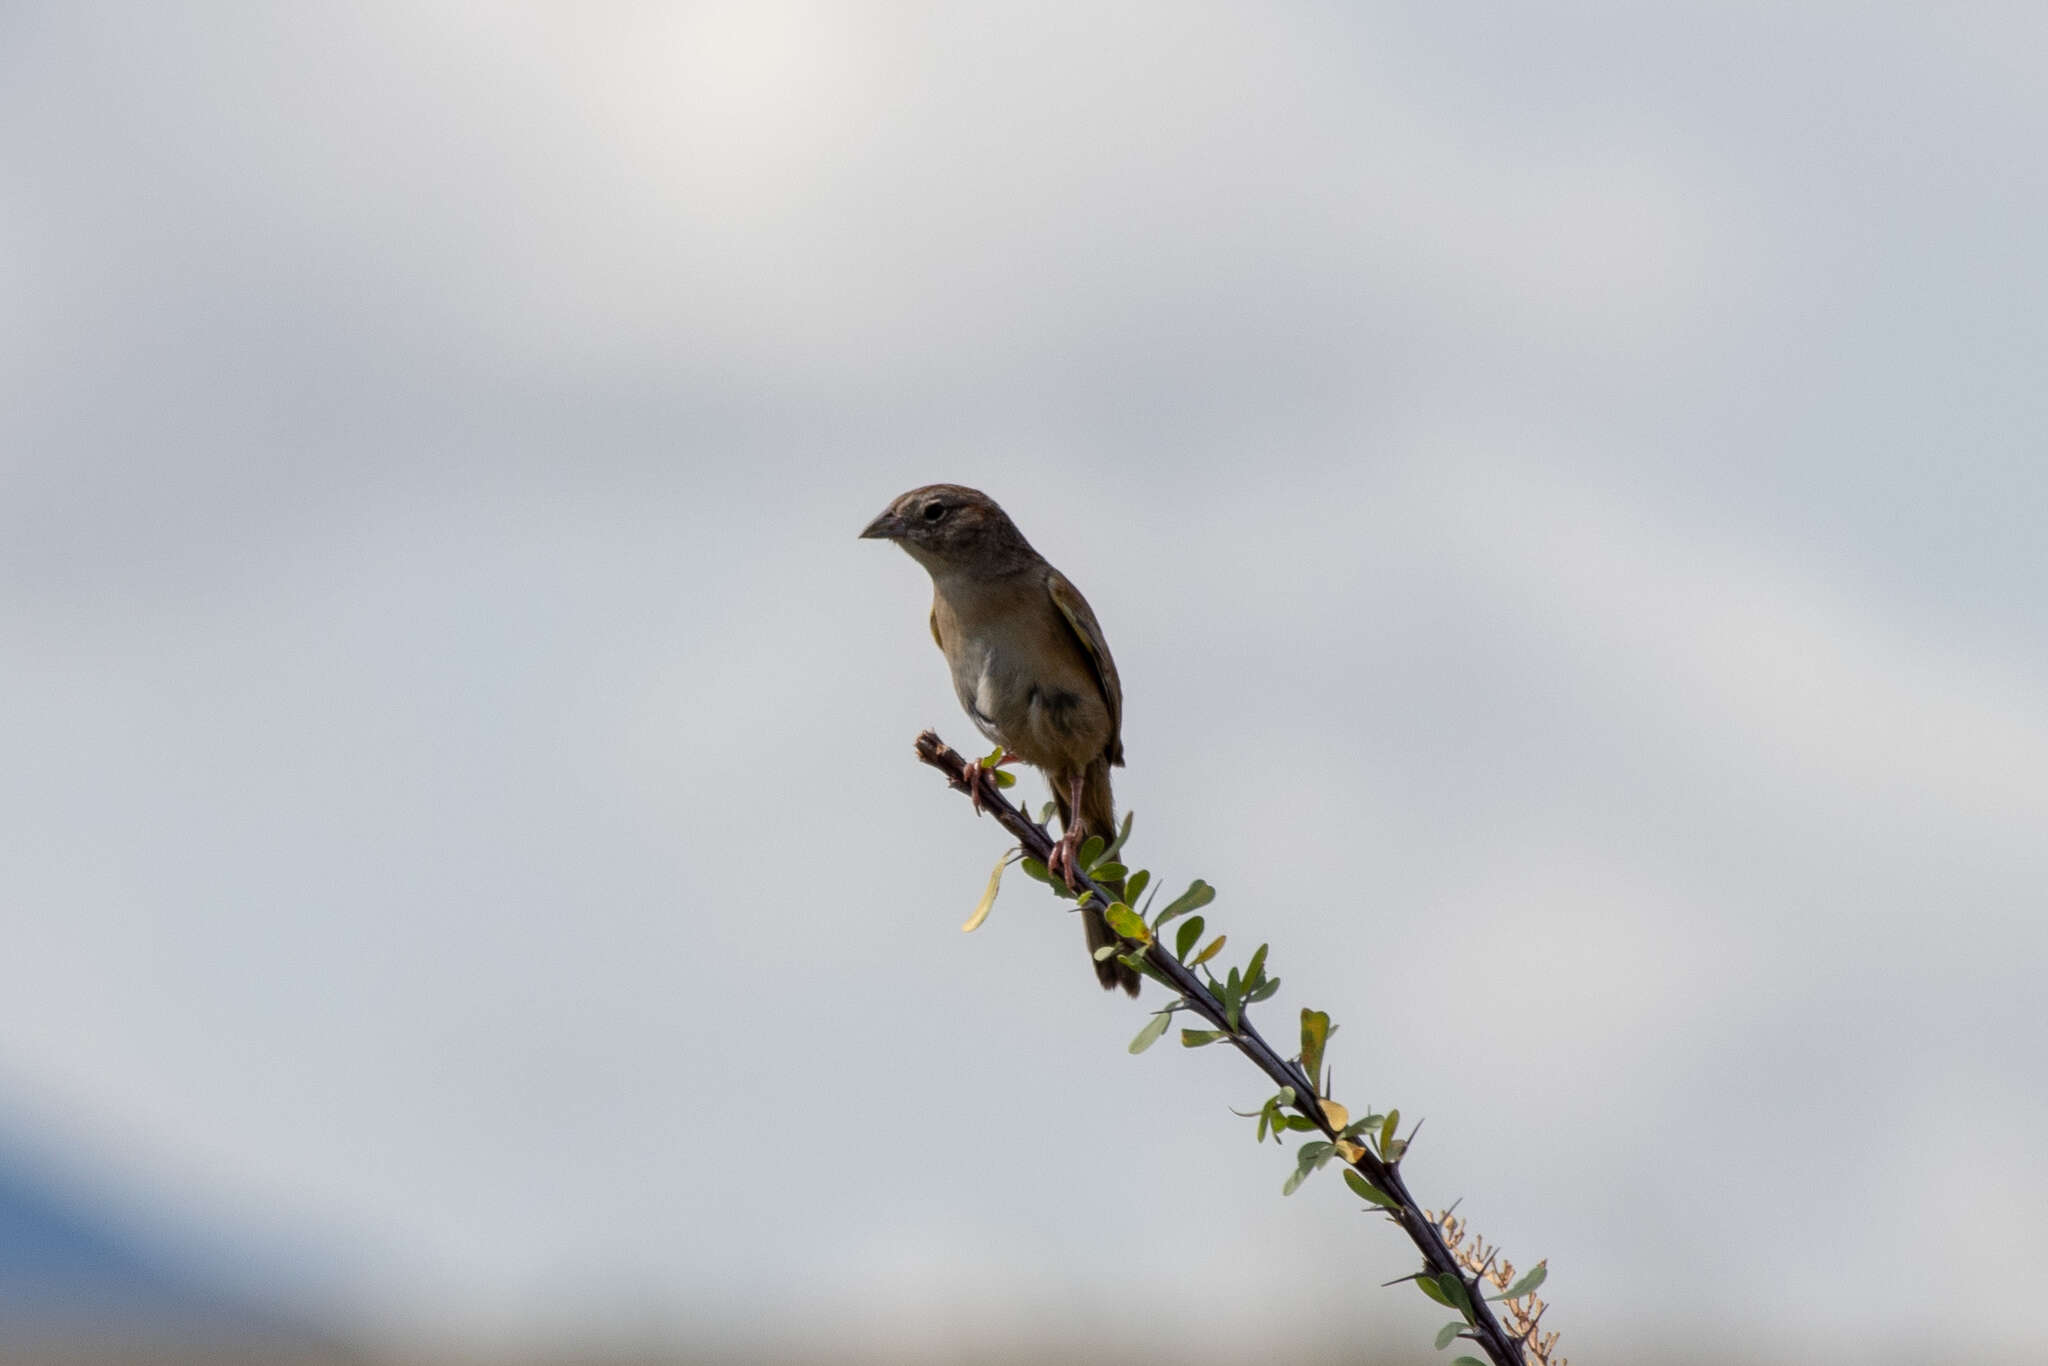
915;739;1559;1366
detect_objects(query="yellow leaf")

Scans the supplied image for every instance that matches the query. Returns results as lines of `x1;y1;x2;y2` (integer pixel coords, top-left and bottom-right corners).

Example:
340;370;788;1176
1300;1008;1330;1087
1103;902;1151;945
962;850;1012;932
1320;1099;1350;1130
1334;1139;1365;1163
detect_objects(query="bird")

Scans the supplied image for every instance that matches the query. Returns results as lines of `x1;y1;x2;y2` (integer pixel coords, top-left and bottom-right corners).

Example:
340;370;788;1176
861;484;1140;995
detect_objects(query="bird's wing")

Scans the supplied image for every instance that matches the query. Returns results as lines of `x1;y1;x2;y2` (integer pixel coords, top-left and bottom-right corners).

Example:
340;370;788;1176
1045;568;1124;766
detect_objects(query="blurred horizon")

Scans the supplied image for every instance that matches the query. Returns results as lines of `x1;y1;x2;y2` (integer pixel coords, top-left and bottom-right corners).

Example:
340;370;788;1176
4;1;2046;1362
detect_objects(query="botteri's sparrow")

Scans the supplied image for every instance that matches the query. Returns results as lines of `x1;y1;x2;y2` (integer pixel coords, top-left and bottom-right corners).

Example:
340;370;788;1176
862;484;1138;996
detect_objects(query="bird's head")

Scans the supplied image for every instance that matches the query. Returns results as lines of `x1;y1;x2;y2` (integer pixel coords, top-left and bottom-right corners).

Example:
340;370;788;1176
859;484;1036;575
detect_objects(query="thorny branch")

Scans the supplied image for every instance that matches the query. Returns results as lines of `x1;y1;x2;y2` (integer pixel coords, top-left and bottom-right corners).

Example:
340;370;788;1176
914;730;1539;1366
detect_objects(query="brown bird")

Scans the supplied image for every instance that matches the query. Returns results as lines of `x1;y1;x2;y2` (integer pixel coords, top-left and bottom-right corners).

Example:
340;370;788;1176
861;484;1139;995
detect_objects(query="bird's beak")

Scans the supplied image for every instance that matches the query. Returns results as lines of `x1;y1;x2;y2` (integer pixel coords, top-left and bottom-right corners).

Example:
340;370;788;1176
859;508;906;541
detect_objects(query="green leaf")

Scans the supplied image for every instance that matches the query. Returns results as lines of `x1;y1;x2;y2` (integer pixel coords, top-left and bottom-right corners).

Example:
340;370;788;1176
1173;915;1205;961
1089;862;1127;883
1300;1009;1331;1086
1121;868;1150;908
1357;1184;1400;1212
1103;902;1151;944
1128;1012;1171;1054
1025;856;1074;898
1281;1143;1330;1196
1379;1109;1400;1157
1093;944;1121;961
1495;1263;1547;1301
1153;879;1215;927
1076;835;1106;869
1191;934;1227;967
1245;976;1281;1003
1245;942;1268;985
1281;1115;1319;1132
1103;809;1134;861
1454;1358;1488;1366
979;745;1006;768
1038;801;1057;824
1435;1321;1465;1350
1342;1170;1399;1209
989;768;1016;788
960;849;1012;932
1416;1275;1472;1318
1180;1028;1225;1047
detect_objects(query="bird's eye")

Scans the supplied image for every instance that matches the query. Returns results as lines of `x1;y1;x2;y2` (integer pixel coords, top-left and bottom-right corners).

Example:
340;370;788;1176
921;501;945;522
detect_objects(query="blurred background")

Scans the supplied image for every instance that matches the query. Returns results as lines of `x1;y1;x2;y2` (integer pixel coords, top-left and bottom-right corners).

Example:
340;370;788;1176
4;3;2044;1363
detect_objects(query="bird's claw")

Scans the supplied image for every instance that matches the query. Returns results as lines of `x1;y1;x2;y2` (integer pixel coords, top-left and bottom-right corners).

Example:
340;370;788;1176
966;749;1015;816
1048;827;1084;891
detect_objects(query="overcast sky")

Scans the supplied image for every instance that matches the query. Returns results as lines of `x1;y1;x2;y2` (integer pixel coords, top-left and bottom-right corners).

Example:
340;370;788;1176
3;3;2045;1360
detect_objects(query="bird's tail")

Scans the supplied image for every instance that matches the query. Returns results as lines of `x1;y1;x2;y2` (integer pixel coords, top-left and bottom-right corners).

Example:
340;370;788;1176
1056;758;1141;997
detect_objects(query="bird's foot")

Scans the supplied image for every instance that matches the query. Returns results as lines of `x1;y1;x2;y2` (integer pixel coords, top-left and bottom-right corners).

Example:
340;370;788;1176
1048;826;1084;891
967;748;1018;815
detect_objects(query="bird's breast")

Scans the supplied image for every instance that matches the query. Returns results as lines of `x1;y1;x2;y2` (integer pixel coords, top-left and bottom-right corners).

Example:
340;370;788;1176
954;641;1008;747
947;634;1100;770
